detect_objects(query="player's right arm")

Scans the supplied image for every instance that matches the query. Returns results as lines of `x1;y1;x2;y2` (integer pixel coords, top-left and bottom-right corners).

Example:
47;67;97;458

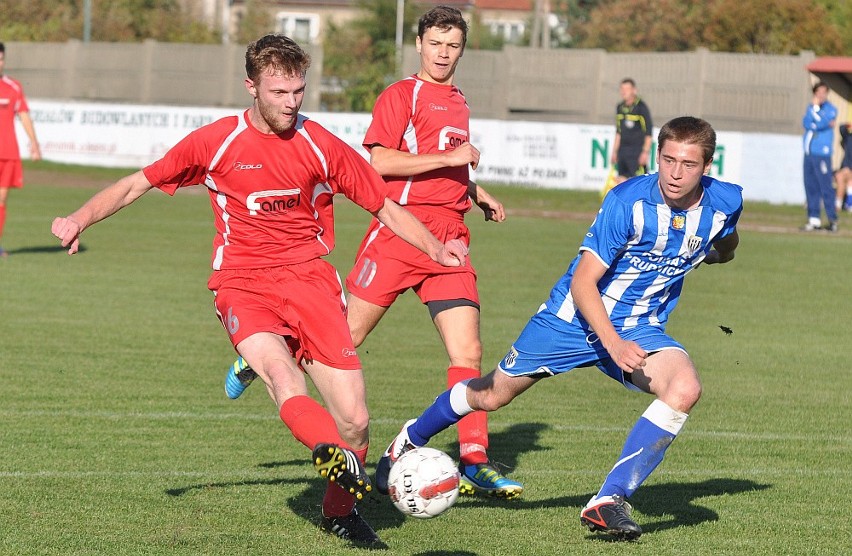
51;170;154;255
570;251;647;373
369;141;480;177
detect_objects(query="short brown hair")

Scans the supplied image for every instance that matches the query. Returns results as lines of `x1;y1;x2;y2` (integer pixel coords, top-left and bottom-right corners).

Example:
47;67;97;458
245;34;311;82
418;6;468;46
658;117;717;164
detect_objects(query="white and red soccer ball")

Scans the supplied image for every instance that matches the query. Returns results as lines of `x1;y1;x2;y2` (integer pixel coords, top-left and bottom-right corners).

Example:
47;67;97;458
387;447;460;518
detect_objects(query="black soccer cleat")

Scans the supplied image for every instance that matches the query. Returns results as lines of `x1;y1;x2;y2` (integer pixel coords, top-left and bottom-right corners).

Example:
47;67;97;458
580;495;642;541
312;443;372;500
374;419;417;495
321;508;387;548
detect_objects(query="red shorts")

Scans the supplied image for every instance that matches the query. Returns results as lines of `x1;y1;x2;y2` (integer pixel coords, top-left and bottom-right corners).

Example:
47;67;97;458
208;259;361;370
0;159;23;189
345;206;478;307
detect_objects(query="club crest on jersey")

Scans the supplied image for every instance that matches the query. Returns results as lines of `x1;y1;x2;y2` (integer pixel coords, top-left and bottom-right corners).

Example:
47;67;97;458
687;235;703;254
671;215;686;230
502;347;518;369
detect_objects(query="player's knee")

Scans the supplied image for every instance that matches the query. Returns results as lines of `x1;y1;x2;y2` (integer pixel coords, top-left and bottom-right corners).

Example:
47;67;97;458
472;387;512;413
337;409;371;444
669;376;702;412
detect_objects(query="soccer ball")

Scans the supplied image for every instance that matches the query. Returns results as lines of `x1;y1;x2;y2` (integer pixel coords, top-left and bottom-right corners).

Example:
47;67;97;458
387;447;460;519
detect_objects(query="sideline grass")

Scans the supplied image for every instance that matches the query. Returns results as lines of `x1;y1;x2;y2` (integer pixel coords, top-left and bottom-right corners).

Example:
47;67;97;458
1;162;850;555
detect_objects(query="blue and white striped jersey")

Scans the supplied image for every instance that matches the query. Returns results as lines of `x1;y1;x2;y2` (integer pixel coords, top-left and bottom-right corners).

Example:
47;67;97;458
546;173;742;331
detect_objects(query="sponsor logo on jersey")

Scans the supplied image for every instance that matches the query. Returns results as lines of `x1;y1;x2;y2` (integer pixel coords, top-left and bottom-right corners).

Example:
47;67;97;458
246;188;301;215
429;103;448;111
438;126;468;151
234;161;263;171
671;215;686;230
341;348;357;358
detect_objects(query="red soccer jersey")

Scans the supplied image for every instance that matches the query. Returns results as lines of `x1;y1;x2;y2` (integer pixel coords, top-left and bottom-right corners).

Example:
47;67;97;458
363;75;472;215
0;75;29;160
143;110;389;270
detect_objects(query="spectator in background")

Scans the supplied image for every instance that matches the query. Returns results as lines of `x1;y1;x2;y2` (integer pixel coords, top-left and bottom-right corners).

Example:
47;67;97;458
0;42;41;257
835;122;852;213
611;78;653;186
801;81;838;232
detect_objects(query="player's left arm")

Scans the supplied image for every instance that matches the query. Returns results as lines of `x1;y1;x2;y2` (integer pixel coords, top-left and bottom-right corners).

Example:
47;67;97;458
468;181;505;222
373;198;468;267
703;229;739;265
18;111;41;161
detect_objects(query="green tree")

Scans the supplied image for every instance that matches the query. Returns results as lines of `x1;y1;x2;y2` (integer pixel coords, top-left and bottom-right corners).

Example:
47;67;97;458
703;0;843;55
321;0;417;112
0;0;217;43
574;0;703;51
235;0;274;45
575;0;843;54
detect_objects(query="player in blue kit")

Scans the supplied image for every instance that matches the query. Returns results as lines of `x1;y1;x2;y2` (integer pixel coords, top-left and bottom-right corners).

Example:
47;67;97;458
374;116;742;541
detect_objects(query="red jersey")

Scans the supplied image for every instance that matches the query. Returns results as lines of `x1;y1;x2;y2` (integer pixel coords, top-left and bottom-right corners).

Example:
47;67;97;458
0;75;29;160
363;75;472;215
143;110;388;270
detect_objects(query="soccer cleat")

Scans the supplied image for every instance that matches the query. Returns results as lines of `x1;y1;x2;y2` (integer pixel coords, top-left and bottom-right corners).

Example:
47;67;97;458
580;495;642;541
458;461;524;499
320;508;386;548
826;221;838;233
224;356;256;399
374;419;418;495
312;443;372;500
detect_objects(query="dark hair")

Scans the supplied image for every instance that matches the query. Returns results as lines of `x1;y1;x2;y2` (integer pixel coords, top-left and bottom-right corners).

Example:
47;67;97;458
812;81;828;94
418;6;468;46
245;34;311;83
658;117;716;164
620;78;636;87
0;42;5;54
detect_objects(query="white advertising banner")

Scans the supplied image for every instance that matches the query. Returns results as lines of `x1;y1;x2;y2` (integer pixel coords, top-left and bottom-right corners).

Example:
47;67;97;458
18;100;804;205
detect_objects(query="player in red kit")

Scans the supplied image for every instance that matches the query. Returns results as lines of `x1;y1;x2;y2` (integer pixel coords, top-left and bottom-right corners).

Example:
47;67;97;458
0;42;41;257
51;34;467;549
225;5;522;499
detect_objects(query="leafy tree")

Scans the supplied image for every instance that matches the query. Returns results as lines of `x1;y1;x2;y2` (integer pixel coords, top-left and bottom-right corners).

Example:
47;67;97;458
0;0;217;43
321;0;417;112
574;0;704;51
703;0;843;55
235;0;274;45
575;0;843;54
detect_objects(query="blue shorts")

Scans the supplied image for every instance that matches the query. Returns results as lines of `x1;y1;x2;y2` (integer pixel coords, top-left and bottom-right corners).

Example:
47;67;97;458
497;306;686;391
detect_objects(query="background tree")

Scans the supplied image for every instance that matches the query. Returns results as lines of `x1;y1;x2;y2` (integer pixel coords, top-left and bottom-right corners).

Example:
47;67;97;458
703;0;843;55
0;0;217;43
235;0;274;45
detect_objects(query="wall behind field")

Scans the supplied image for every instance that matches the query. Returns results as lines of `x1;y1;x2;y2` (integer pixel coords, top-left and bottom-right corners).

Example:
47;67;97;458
8;40;831;136
17;100;806;205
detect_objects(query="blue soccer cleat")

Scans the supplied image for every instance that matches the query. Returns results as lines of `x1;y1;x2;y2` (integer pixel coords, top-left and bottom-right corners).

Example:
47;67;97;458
374;419;417;495
580;494;642;541
224;356;257;399
458;461;524;499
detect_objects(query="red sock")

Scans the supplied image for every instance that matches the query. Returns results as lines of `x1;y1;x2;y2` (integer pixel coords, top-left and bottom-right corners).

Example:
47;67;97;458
322;446;368;517
448;366;489;465
0;205;6;240
278;395;345;451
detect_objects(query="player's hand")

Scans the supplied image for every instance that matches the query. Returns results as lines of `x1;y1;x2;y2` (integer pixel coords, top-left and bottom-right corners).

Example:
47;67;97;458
704;249;735;265
607;337;647;373
474;190;505;222
435;238;469;267
51;216;83;255
446;142;480;170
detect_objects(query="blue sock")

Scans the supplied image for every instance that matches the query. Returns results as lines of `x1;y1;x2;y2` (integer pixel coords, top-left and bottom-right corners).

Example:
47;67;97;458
408;382;473;446
597;400;687;499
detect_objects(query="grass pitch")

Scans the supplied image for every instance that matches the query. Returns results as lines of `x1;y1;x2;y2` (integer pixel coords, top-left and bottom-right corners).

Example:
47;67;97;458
1;162;850;555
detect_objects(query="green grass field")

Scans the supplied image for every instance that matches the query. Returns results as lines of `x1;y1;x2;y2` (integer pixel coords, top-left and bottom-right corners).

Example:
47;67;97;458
1;162;850;555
